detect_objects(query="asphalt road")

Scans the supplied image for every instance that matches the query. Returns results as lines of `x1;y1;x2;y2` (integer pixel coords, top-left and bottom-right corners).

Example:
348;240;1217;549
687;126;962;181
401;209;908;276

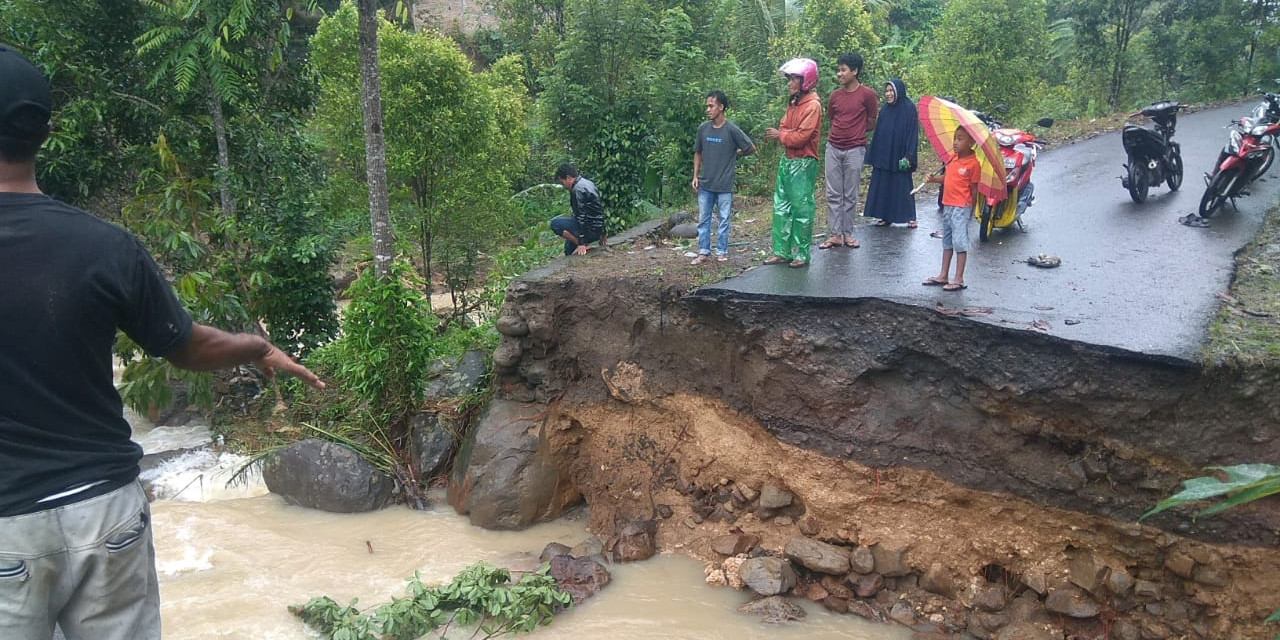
702;102;1278;361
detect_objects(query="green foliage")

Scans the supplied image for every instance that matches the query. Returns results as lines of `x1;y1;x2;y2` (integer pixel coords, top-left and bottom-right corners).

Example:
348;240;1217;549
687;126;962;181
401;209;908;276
307;262;438;425
1143;463;1280;637
1141;464;1280;521
289;563;572;640
311;3;528;306
917;0;1047;120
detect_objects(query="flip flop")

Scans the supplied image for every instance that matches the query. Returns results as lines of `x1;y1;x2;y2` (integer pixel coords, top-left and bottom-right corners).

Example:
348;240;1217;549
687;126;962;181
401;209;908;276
844;238;860;248
922;277;948;286
943;283;968;291
788;259;808;268
930;230;943;238
818;239;841;250
873;220;890;226
763;256;788;265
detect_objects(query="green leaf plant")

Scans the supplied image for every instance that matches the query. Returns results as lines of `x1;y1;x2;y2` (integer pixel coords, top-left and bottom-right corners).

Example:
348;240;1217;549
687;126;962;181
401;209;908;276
1141;463;1280;637
289;563;572;640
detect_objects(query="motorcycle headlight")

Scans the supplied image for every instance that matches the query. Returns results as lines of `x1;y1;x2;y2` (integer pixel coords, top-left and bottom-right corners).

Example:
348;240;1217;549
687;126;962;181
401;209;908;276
1228;129;1243;154
996;132;1016;146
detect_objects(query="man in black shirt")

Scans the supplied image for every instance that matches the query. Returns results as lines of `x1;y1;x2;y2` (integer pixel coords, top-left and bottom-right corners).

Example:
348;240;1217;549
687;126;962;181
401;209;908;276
0;45;323;640
551;163;607;255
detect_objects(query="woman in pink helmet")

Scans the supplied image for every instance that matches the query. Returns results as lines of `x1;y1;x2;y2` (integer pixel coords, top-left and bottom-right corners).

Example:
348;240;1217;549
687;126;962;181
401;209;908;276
764;58;822;268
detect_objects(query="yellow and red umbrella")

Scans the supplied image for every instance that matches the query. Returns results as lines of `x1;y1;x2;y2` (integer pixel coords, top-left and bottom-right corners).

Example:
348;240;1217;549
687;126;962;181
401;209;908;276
917;95;1008;203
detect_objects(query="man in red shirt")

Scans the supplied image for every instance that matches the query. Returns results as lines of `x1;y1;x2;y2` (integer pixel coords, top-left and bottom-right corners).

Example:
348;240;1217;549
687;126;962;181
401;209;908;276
820;52;878;250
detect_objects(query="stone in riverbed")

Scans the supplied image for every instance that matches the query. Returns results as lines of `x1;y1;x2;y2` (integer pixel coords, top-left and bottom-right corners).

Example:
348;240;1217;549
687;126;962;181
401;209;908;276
548;555;611;605
608;520;656;562
758;484;794;509
263;439;394;513
783;536;851;575
738;556;797;596
738;596;806;624
712;533;761;557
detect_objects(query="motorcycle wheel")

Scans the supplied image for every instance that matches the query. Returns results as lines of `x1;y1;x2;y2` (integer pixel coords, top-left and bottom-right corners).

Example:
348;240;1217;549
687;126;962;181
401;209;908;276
1258;147;1275;179
1126;160;1148;203
1198;171;1230;218
1166;152;1184;191
979;202;996;242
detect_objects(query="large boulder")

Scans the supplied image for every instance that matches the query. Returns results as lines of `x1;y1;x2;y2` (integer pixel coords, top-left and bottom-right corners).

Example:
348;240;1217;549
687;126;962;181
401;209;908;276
548;555;611;605
447;399;580;529
738;556;797;596
263;439;394;513
783;537;850;575
423;350;489;400
408;411;459;481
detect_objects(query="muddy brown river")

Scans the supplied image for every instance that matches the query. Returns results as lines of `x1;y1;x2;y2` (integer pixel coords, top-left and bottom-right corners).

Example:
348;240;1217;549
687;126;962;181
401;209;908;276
134;422;907;640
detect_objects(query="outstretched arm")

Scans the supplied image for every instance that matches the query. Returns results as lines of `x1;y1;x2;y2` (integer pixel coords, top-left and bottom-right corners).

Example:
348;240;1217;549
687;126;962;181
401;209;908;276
166;323;325;389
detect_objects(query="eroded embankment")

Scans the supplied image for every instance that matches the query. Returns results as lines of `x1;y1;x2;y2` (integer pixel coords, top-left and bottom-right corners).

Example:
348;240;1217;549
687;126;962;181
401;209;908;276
473;267;1280;639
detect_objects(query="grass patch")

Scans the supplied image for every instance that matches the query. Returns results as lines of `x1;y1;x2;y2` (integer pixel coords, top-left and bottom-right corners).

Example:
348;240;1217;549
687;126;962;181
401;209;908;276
1203;201;1280;366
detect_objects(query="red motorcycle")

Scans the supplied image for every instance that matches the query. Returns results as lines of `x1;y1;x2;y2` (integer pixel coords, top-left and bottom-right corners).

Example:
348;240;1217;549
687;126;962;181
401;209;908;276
1199;93;1280;218
971;108;1054;241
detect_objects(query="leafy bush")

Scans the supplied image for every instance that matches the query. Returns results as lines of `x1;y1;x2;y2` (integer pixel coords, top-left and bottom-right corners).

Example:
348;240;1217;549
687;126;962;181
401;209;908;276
290;563;572;640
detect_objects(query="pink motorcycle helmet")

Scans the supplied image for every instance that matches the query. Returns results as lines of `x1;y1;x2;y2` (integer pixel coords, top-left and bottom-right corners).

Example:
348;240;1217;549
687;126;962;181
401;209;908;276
779;58;818;91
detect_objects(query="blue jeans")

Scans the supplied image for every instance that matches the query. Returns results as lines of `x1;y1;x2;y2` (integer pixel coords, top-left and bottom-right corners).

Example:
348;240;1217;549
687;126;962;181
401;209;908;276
697;189;734;256
550;216;601;255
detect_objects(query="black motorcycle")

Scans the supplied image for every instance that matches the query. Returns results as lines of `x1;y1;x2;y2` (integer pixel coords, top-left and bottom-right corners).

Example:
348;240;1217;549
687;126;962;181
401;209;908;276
1120;101;1187;203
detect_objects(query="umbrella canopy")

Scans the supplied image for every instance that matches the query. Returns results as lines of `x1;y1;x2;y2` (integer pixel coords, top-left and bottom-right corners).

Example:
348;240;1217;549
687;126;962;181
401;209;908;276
917;95;1008;203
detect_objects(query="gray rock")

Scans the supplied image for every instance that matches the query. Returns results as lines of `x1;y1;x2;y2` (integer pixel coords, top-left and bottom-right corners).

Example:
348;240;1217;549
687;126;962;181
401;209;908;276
495;312;529;337
408;411;459;481
849;545;876;574
669;222;699;238
447;399;581;529
994;622;1061;640
1106;566;1135;595
1163;552;1196;579
548;555;611;604
1068;550;1106;597
738;595;806;624
973;582;1008;611
1133;579;1161;598
571;536;604;558
738;556;797;596
846;599;887;622
263;439;394;513
968;610;1010;639
423;350;489;399
668;210;693;226
888;601;916;626
758;484;794;509
1045;584;1101;618
540;542;572;563
493;336;523;369
1192;565;1230;587
783;537;850;575
870;543;911;577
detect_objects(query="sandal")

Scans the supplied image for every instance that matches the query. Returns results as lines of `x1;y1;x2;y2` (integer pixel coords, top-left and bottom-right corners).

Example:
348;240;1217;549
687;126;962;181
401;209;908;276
873;220;890;226
788;259;808;268
818;238;841;250
943;282;968;291
690;254;710;265
763;256;788;265
843;238;860;248
930;230;943;238
922;277;949;286
907;221;918;228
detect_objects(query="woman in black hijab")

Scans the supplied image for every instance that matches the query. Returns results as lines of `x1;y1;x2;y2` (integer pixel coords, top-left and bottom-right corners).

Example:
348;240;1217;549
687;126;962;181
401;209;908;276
864;78;919;227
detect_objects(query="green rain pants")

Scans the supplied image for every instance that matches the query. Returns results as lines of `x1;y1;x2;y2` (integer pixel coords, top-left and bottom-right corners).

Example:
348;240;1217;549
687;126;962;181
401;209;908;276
772;156;818;263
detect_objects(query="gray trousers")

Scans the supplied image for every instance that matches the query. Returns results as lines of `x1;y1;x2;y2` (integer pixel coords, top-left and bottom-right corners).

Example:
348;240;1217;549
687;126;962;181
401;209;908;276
825;143;867;236
0;481;160;640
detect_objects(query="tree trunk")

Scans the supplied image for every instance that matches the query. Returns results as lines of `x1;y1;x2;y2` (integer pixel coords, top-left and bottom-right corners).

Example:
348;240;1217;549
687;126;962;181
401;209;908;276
359;0;395;279
209;85;236;220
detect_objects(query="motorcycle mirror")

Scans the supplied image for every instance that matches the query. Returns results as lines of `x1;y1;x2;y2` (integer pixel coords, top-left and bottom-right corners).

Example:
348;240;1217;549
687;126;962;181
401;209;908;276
1036;117;1055;128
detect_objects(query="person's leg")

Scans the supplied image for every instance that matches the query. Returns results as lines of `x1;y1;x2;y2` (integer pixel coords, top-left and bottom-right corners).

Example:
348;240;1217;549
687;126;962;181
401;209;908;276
696;188;714;257
714;191;734;257
953;251;968;286
945;205;972;288
842;146;866;236
771;159;794;261
824;143;846;242
550;216;580;256
57;482;160;640
789;158;818;264
0;507;62;640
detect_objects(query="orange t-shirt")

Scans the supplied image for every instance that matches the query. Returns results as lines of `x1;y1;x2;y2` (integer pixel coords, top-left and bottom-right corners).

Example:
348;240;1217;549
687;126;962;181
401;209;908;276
941;153;981;207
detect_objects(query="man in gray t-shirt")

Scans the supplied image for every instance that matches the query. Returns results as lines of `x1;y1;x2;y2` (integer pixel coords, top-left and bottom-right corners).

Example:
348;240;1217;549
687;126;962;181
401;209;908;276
691;90;755;264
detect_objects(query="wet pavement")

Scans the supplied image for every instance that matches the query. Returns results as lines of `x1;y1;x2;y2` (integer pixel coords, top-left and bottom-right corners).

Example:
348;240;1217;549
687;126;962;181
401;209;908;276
701;102;1277;362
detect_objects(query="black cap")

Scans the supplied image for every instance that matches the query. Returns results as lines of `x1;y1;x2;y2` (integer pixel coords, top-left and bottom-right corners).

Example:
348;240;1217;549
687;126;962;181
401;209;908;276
0;45;52;140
